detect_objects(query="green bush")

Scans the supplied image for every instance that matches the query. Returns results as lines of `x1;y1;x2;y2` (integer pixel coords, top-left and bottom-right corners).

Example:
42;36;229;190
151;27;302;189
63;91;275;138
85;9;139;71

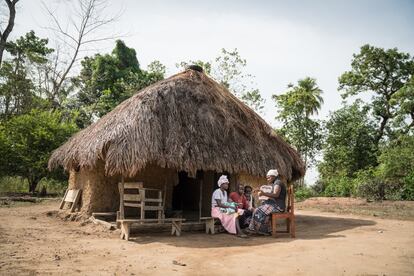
0;109;77;193
0;176;67;196
37;178;67;196
0;176;28;193
356;178;385;200
310;180;325;194
295;186;316;201
323;175;356;197
402;173;414;200
352;168;413;201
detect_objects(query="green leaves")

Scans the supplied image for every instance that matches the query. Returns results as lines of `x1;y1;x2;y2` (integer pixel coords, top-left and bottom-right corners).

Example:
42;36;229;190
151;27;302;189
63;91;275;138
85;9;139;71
318;102;378;180
319;45;414;200
5;30;53;65
0;31;55;118
72;40;165;124
273;77;323;119
338;44;414;142
0;110;77;191
377;135;414;180
272;77;324;169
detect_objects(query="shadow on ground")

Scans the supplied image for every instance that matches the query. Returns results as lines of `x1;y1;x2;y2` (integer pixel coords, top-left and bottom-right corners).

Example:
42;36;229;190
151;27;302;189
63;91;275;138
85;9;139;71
126;214;376;248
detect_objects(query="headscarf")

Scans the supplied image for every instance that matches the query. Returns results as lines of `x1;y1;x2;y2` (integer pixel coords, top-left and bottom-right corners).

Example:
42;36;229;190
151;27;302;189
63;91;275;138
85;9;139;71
266;169;279;177
217;175;229;187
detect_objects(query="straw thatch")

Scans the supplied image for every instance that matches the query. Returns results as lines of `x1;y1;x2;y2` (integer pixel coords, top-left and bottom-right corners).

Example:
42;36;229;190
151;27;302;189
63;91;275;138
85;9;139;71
49;68;305;181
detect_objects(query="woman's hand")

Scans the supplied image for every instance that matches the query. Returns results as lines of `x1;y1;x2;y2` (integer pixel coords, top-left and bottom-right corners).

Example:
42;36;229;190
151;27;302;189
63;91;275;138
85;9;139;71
257;191;263;196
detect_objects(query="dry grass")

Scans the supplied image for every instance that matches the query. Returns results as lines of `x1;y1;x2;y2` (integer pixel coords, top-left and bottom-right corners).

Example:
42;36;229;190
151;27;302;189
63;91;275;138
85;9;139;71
49;69;304;180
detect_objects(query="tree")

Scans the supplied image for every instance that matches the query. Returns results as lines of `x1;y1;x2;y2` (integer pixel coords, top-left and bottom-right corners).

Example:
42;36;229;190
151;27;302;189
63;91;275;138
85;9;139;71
391;75;414;136
0;109;77;192
273;77;324;173
177;48;265;113
339;44;414;144
147;60;166;76
318;101;378;180
377;134;414;180
0;31;53;118
0;0;19;67
71;40;165;125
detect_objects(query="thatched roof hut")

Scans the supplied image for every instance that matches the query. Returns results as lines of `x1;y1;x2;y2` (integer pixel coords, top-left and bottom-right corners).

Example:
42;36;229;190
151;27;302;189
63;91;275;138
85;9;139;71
49;67;305;216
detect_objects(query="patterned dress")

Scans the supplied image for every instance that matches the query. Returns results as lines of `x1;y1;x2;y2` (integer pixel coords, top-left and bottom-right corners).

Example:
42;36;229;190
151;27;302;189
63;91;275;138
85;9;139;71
248;180;286;233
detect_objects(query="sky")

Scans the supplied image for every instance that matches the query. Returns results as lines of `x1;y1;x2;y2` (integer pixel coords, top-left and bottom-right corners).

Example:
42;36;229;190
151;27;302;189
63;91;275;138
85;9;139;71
4;0;414;184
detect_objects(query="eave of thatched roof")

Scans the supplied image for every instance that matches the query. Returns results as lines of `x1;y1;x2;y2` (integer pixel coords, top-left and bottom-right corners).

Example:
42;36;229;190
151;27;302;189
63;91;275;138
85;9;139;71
49;69;305;181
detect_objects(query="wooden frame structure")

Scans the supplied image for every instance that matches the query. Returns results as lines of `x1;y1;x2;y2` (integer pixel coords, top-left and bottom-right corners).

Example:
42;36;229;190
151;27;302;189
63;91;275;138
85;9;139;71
117;177;187;240
118;180;164;222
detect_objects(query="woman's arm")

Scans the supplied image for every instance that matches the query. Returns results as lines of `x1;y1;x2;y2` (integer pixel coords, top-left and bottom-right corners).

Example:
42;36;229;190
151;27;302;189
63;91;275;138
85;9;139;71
258;185;281;199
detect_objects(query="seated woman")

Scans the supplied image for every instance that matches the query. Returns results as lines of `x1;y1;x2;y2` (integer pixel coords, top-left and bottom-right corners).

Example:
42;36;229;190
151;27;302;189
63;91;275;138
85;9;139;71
229;183;253;228
211;175;247;238
247;169;286;235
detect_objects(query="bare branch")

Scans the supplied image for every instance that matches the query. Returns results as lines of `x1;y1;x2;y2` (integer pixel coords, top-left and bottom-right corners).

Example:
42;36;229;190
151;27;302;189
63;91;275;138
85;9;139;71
81;35;123;45
40;0;122;107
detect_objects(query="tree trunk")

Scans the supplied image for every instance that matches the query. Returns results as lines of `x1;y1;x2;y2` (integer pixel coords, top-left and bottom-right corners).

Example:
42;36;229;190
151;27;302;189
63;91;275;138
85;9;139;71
375;116;389;145
28;177;39;194
0;0;18;68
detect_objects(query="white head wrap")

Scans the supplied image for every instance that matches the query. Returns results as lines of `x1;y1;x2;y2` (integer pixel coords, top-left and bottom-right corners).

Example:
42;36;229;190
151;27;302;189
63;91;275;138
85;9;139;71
217;175;229;187
266;169;279;177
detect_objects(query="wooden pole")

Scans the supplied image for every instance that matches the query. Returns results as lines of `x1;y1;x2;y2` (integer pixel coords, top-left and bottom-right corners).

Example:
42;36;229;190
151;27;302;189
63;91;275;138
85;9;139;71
199;178;203;222
119;176;125;220
163;180;167;217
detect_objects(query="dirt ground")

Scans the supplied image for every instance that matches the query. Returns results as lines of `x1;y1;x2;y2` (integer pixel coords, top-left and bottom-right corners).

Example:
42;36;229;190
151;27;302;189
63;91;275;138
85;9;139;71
1;199;414;276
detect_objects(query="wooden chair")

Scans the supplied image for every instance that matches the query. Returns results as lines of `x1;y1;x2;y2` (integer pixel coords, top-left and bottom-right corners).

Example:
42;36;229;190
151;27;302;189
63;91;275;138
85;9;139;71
271;184;295;238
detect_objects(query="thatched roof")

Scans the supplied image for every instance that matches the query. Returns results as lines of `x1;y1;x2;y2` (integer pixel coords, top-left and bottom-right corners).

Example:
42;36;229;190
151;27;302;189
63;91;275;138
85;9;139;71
49;68;305;181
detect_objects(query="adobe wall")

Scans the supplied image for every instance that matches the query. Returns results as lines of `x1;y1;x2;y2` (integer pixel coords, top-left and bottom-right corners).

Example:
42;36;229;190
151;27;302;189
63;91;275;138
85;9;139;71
68;163;179;215
66;162;264;216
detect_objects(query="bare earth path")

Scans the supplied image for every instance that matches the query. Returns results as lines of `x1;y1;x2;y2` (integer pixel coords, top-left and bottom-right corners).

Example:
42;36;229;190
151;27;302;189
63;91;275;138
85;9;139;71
1;201;413;275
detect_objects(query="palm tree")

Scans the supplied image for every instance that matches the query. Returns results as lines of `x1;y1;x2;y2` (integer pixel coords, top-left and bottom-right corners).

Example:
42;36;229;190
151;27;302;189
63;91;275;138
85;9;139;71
273;77;324;187
296;77;324;117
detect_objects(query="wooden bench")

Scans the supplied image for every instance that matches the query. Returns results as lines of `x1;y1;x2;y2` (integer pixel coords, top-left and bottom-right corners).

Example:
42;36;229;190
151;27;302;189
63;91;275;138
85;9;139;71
271;184;295;238
200;217;224;234
118;218;185;240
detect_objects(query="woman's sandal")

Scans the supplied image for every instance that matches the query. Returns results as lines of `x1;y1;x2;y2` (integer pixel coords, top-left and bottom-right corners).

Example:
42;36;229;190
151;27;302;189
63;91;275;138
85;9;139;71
237;233;248;238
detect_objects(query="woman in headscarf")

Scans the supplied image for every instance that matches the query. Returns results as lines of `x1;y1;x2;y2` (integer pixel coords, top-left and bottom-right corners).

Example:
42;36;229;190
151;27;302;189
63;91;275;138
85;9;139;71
247;169;287;235
211;175;247;238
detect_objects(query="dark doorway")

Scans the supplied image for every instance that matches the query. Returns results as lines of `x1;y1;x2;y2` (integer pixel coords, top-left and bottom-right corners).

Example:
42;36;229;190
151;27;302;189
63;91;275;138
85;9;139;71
172;171;201;221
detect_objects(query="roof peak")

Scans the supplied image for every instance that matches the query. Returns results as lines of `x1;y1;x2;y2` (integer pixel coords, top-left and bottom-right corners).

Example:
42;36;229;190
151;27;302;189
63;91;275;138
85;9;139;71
186;64;204;73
